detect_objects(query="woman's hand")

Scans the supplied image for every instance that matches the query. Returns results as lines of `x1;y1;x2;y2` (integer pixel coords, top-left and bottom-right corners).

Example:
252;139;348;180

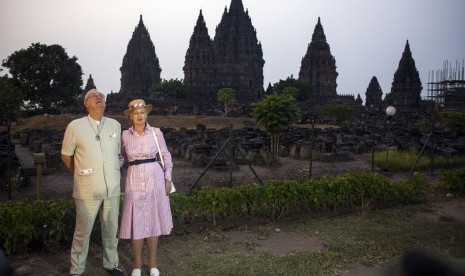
165;179;173;196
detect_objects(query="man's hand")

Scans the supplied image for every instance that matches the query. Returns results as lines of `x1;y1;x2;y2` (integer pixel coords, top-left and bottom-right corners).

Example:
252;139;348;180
61;154;74;173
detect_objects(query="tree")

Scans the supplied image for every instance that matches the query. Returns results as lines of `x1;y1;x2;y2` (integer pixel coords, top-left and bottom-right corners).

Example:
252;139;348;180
2;43;83;113
151;78;190;99
252;93;300;158
439;111;465;135
268;76;312;101
281;87;299;99
315;103;355;124
265;82;273;94
0;75;23;119
217;88;237;115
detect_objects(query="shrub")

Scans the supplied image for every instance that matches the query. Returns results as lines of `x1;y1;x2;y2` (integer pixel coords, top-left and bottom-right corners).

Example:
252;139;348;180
441;169;465;195
0;199;75;253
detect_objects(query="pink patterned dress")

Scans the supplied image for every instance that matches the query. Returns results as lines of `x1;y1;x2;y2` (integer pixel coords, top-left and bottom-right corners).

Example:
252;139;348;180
118;124;173;240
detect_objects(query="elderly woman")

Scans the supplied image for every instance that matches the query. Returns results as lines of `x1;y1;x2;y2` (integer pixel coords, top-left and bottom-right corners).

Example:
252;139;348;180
119;99;173;276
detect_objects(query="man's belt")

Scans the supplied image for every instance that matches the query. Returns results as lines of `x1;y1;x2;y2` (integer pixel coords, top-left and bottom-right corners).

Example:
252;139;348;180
128;157;158;166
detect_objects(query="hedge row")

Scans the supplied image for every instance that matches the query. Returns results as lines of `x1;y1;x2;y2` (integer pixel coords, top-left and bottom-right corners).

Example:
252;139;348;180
0;199;75;253
170;171;427;224
0;172;427;253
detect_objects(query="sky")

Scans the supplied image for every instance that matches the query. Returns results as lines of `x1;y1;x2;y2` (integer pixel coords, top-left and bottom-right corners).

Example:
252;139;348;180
1;0;464;103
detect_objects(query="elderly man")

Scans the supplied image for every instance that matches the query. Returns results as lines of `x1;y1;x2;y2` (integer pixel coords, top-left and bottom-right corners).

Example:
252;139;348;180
61;89;123;276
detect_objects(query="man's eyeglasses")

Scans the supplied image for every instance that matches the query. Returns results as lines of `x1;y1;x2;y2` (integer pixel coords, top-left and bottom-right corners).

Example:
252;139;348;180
86;94;105;100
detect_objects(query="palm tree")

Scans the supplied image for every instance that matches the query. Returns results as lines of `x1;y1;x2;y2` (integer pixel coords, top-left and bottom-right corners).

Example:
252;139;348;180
217;88;237;116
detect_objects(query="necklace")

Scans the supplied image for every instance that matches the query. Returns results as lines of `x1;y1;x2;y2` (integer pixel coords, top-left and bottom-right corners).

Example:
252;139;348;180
87;116;105;141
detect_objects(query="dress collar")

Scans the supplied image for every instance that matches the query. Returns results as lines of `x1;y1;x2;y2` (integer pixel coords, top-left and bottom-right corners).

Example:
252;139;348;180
129;123;153;135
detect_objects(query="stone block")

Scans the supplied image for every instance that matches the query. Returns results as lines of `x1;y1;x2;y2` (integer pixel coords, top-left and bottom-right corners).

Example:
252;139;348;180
32;140;42;153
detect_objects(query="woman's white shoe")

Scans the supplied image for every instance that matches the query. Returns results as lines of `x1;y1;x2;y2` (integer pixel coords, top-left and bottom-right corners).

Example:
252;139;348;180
150;267;160;276
131;268;141;276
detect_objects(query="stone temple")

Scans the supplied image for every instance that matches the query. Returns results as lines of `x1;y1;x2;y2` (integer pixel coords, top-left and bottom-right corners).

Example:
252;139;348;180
364;76;383;109
107;15;161;110
183;0;265;106
120;15;161;98
182;10;217;104
107;0;264;113
104;1;424;114
298;17;362;107
211;0;265;103
389;40;422;111
299;17;338;104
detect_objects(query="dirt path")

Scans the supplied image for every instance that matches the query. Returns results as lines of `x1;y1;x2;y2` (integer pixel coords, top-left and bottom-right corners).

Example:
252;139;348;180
4;144;373;200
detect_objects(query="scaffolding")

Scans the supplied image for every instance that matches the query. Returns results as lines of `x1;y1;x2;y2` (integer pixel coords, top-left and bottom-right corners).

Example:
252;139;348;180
426;59;465;110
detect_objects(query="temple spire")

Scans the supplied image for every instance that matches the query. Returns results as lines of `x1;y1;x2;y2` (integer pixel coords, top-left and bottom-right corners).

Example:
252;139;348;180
229;0;244;13
390;40;422;110
299;17;338;103
119;14;161;98
212;0;264;103
312;17;327;43
183;10;217;103
365;76;383;108
84;74;96;92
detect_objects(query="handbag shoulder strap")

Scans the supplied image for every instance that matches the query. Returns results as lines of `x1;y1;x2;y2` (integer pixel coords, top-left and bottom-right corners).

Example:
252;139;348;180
151;128;165;169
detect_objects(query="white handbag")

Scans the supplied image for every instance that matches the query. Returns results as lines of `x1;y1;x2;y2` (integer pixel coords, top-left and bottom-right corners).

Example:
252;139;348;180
151;128;176;194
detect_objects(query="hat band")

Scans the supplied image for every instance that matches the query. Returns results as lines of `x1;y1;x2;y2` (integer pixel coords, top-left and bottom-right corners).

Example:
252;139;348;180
131;102;145;109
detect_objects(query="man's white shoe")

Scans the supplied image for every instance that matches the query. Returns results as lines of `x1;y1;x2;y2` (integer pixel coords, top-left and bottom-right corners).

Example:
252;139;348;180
131;268;141;276
150;268;160;276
